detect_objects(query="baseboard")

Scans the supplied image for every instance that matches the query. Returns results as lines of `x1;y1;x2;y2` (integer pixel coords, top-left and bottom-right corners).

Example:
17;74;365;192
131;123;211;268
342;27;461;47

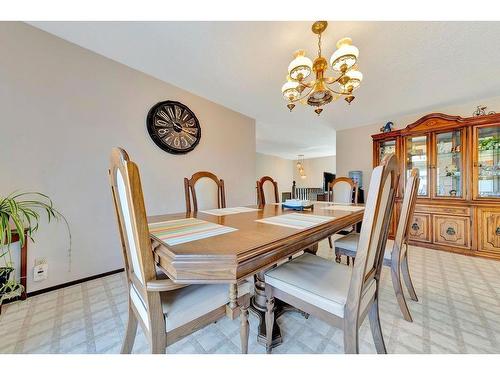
26;268;124;298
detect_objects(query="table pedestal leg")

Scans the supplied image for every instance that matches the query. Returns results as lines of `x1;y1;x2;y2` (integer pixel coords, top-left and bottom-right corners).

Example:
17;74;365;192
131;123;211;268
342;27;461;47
249;271;283;348
250;261;311;348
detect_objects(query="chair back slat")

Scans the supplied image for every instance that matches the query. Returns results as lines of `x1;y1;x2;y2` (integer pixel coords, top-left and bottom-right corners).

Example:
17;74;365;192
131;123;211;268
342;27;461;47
257;176;279;205
109;148;157;329
184;171;226;212
392;168;420;259
327;177;358;204
345;154;398;318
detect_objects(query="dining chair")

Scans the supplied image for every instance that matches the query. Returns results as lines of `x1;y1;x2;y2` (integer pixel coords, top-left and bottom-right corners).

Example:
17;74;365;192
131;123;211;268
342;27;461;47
109;148;250;354
334;168;420;322
184;171;226;212
256;176;279;206
326;177;358;260
327;177;358;205
264;154;399;354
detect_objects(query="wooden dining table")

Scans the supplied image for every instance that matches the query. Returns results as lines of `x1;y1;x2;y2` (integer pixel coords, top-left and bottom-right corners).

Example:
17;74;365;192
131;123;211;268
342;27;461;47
149;202;364;348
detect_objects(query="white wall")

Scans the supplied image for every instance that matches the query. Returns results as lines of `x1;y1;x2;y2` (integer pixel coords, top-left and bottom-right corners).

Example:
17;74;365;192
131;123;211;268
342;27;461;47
255;153;294;200
294;156;336;188
337;96;500;192
0;23;256;292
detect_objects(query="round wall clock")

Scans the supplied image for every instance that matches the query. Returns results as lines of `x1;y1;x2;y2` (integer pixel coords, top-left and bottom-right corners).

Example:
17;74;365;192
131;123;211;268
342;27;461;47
146;100;201;154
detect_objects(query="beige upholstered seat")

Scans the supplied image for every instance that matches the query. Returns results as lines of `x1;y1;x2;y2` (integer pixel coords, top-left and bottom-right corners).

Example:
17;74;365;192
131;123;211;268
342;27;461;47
334;233;392;262
265;253;375;318
334;233;358;252
161;283;250;331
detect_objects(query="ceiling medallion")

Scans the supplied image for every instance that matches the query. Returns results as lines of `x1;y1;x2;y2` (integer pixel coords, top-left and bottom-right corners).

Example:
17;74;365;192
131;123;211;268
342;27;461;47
281;21;363;115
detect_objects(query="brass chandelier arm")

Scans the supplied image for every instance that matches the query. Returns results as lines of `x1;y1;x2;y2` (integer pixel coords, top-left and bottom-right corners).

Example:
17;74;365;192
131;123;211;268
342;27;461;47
323;74;344;85
324;82;351;96
324;86;344;99
287;85;315;104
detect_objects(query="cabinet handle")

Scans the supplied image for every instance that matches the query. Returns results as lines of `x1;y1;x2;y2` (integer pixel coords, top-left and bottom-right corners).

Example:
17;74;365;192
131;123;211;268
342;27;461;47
496;227;500;236
446;227;456;236
411;223;420;231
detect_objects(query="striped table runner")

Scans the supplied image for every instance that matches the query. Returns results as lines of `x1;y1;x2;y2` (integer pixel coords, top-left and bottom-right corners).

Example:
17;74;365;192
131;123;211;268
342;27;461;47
256;213;334;230
149;218;237;246
200;206;260;216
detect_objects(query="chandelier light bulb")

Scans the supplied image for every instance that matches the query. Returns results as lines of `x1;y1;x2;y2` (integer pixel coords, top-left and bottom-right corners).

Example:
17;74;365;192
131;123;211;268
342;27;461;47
281;80;300;101
288;50;313;81
340;69;363;93
330;37;359;72
346;69;363;88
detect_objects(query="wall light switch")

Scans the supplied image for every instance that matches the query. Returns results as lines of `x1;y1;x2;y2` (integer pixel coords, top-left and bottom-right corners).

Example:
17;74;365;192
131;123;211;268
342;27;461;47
33;261;48;282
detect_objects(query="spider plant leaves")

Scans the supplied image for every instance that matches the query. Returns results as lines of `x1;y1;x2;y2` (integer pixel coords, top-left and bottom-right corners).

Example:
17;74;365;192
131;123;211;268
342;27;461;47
0;191;68;249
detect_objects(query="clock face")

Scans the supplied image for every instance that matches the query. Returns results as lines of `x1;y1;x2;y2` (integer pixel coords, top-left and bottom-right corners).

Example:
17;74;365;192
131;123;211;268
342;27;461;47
146;101;201;154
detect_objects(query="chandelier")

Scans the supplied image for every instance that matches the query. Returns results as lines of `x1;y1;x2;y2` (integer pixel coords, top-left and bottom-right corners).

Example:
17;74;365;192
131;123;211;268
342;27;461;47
281;21;363;115
296;155;306;179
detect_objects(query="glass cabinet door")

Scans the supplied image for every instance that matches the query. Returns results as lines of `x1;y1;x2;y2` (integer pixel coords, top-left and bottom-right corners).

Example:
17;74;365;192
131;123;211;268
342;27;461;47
378;139;397;165
476;125;500;198
435;130;463;198
406;135;428;196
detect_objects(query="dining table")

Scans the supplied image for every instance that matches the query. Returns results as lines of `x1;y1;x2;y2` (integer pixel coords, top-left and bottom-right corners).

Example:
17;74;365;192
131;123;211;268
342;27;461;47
149;202;364;348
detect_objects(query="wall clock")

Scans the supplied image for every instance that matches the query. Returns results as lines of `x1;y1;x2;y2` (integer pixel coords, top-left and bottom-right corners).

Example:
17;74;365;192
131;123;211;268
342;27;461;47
146;100;201;154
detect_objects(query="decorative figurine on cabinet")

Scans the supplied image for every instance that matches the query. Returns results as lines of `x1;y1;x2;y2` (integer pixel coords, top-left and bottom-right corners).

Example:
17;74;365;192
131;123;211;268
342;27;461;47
380;121;394;133
472;105;496;117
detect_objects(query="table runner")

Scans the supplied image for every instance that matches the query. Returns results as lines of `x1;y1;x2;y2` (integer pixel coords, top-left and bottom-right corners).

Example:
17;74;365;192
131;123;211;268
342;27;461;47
148;218;237;246
200;206;260;216
255;213;334;229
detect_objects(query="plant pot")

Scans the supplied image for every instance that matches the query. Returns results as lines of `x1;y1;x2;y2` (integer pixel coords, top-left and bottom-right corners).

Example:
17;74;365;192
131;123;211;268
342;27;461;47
0;267;14;289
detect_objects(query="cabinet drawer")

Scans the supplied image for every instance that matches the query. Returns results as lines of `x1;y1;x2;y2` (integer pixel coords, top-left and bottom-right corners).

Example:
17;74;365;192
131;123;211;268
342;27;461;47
433;215;470;248
478;208;500;253
415;204;470;216
408;213;431;243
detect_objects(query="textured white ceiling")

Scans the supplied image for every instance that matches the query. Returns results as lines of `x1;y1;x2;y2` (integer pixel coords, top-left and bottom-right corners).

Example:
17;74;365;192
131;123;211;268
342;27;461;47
29;21;500;159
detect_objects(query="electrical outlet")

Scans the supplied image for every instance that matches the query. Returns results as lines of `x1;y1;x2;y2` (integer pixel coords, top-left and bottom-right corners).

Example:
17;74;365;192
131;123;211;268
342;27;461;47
33;259;48;282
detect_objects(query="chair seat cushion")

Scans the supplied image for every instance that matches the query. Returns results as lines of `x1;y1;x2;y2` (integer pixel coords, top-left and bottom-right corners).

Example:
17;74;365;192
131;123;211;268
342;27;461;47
334;233;359;252
264;253;376;318
161;282;250;331
335;233;392;261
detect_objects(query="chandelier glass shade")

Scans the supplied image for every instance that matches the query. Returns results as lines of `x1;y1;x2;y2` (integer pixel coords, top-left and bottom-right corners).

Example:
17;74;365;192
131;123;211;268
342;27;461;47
281;21;363;115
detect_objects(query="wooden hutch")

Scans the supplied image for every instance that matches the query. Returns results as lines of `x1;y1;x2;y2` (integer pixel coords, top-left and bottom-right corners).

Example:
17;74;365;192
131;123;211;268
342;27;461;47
372;113;500;259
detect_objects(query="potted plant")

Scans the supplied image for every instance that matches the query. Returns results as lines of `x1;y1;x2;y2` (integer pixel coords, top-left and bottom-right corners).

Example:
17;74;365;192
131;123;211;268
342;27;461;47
0;192;71;307
479;136;499;151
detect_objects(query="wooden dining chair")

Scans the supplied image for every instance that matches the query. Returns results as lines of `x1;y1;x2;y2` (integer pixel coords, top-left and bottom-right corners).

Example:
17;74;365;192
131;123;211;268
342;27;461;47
327;177;358;205
184;171;226;212
256;176;279;206
109;148;250;354
334;168;420;322
326;177;359;258
264;154;399;354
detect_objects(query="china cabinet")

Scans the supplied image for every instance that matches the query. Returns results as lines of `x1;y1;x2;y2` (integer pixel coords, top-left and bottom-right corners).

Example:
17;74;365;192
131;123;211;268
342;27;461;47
372;113;500;259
